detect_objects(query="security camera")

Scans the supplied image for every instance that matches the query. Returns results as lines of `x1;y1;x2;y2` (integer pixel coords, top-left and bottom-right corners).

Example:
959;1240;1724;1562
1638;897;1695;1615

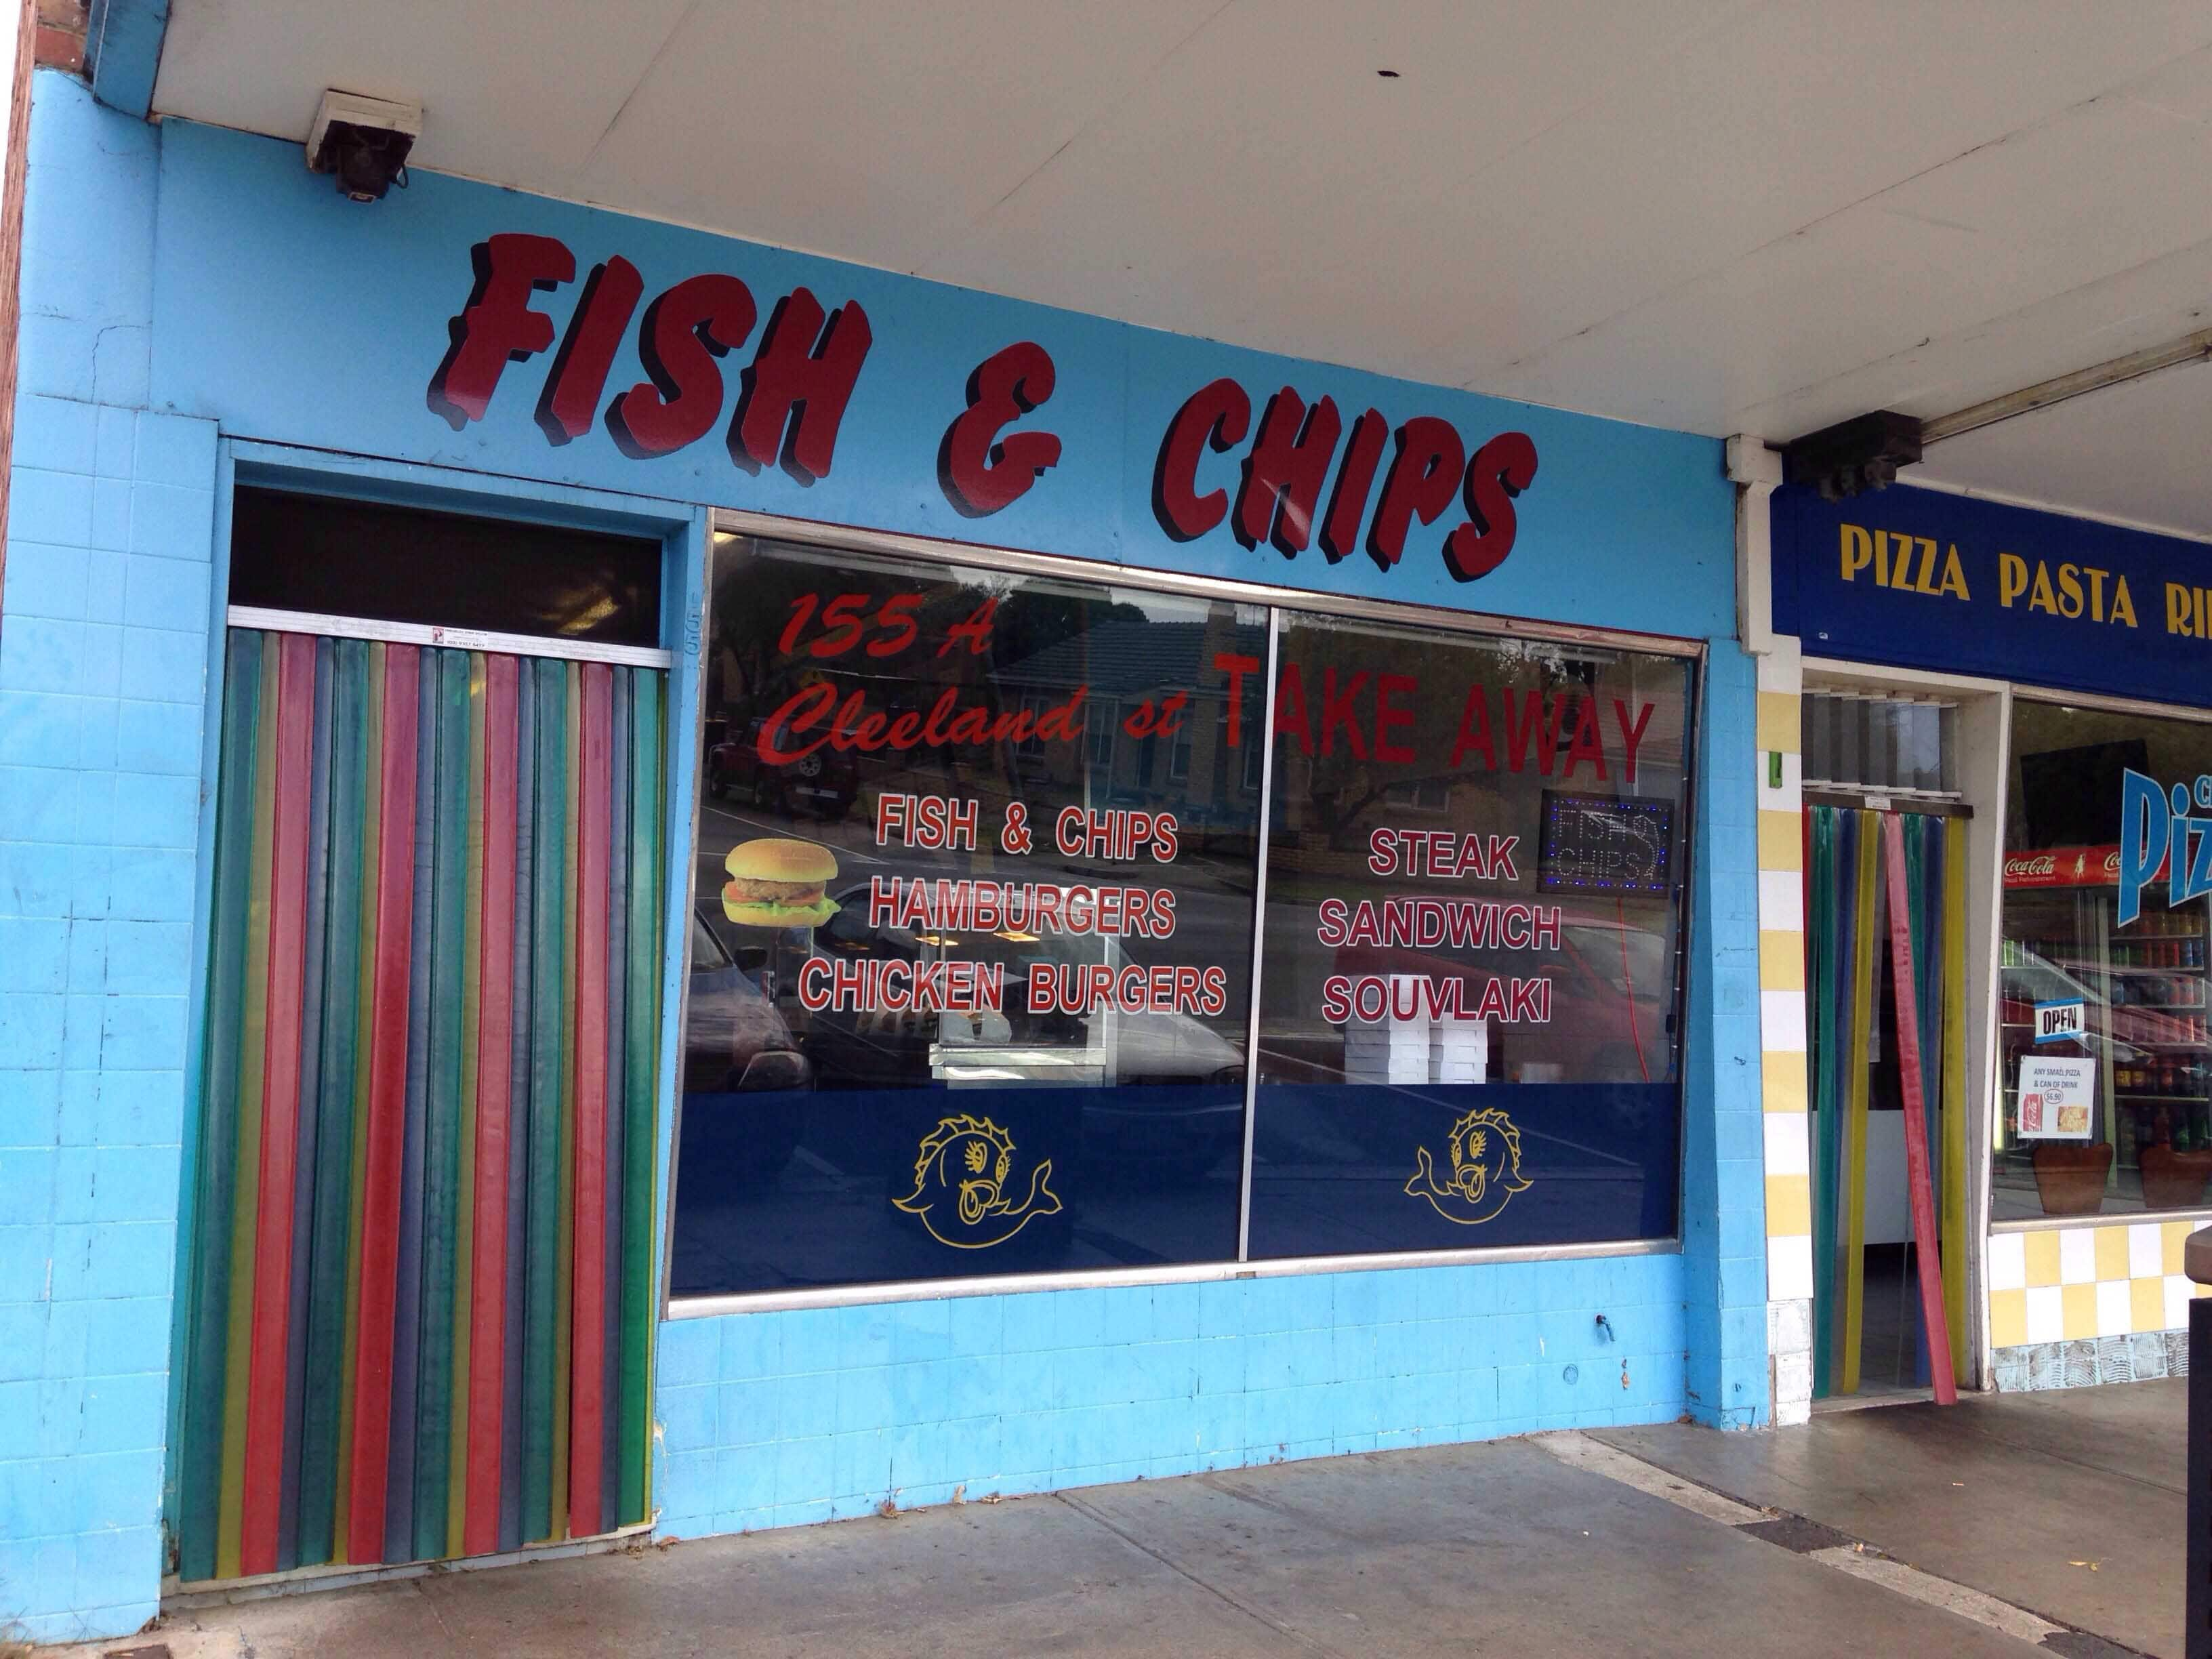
306;90;422;203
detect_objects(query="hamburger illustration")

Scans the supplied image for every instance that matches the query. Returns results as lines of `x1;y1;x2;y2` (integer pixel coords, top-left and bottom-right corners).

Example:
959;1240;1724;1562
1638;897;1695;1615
721;838;840;928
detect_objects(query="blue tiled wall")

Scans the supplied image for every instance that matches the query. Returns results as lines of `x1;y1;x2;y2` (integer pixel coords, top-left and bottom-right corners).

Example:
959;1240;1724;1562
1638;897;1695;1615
655;1254;1687;1534
1680;644;1769;1430
0;73;219;1644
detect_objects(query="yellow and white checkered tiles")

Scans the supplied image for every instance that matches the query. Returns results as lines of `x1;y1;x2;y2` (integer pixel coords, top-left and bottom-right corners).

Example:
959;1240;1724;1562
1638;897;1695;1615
1756;673;1814;1306
1754;659;1815;1425
1986;1221;2208;1348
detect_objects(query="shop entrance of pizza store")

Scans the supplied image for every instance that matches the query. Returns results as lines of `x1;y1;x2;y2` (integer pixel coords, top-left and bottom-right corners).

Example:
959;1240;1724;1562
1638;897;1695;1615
171;484;674;1583
1800;688;1976;1403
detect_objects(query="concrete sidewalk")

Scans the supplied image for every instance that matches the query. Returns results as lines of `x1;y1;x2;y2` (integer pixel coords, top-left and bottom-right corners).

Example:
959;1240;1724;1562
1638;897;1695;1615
1598;1380;2186;1659
45;1416;2157;1659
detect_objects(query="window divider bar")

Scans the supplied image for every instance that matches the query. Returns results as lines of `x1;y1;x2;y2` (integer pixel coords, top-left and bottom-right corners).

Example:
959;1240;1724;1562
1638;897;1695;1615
1236;607;1283;1263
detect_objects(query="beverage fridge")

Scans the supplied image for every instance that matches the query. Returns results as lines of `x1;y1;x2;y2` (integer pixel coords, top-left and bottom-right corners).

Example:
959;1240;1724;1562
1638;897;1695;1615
1999;844;2212;1216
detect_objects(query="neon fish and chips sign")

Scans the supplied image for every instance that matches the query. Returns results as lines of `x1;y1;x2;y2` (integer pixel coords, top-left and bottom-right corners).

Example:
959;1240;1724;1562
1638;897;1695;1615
2118;769;2212;924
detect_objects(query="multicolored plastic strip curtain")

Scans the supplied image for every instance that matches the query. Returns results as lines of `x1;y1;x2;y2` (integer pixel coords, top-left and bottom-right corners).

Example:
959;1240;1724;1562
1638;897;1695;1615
1805;805;1969;1398
178;630;665;1584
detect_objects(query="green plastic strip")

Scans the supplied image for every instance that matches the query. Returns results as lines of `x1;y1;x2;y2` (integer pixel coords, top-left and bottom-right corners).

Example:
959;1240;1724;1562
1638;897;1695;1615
522;657;567;1542
413;648;473;1561
1941;817;1971;1385
448;654;488;1554
217;631;283;1580
619;670;660;1524
333;640;385;1563
552;663;579;1537
178;632;264;1582
1807;806;1839;1399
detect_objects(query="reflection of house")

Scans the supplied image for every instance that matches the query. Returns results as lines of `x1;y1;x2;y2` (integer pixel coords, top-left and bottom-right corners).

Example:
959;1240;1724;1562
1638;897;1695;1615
1282;657;1692;837
996;616;1269;813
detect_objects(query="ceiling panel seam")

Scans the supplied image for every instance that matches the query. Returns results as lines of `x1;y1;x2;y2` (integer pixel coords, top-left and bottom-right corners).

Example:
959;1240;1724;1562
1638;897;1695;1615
912;0;1244;276
1471;40;2212;396
568;0;706;190
1731;226;2212;434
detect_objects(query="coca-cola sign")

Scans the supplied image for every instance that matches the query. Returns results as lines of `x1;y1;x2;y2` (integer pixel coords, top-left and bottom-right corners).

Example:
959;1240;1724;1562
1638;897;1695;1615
2003;846;2124;888
2000;844;2179;889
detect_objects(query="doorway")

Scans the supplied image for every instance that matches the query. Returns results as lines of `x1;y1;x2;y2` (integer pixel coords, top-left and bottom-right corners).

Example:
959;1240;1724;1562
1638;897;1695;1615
173;488;673;1582
1801;687;1974;1405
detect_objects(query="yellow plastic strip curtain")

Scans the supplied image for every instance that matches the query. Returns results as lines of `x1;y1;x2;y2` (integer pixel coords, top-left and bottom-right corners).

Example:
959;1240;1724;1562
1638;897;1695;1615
1807;804;1963;1399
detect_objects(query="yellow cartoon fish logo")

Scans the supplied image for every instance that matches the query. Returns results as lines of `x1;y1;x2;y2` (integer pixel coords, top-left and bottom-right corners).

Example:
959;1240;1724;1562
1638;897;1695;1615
1406;1106;1533;1224
894;1114;1062;1248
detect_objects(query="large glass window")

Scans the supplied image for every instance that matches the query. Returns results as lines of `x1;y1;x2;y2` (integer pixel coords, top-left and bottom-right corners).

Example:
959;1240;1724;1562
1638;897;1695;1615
1998;700;2212;1220
670;535;1697;1298
1246;617;1692;1256
672;537;1263;1295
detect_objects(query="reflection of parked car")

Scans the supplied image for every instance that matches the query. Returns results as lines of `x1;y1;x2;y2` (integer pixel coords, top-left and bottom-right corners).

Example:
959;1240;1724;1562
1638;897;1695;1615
802;884;1246;1179
1176;799;1259;861
681;909;813;1186
705;715;857;821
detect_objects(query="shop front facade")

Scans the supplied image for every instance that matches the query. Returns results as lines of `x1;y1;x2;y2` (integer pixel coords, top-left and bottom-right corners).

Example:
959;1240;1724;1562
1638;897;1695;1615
1761;473;2212;1404
0;72;1768;1641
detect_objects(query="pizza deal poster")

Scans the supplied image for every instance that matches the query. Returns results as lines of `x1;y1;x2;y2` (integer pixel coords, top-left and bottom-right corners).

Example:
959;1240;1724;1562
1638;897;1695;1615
2018;1054;2096;1141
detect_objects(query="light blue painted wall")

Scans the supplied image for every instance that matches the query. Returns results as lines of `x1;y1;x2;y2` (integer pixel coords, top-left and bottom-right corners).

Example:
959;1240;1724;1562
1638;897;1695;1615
655;1256;1687;1533
0;68;1765;1641
0;72;219;1645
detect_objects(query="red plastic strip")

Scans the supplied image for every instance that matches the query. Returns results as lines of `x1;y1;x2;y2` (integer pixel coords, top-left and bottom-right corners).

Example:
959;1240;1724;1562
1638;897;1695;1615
465;656;520;1555
239;632;318;1576
567;664;612;1534
1881;813;1959;1407
346;644;422;1560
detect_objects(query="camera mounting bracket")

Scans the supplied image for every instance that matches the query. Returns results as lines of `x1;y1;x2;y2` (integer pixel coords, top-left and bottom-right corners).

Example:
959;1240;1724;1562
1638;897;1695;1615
305;89;424;203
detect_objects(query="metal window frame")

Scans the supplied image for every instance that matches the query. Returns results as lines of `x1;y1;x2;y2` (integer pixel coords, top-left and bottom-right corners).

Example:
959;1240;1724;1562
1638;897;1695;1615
1235;609;1281;1261
668;508;1706;1315
670;1235;1679;1319
224;605;674;670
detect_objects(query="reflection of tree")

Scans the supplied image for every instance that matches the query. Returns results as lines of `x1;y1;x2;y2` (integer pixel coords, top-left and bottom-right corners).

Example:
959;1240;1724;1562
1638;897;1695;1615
1294;763;1391;851
1278;626;1585;850
709;554;819;714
